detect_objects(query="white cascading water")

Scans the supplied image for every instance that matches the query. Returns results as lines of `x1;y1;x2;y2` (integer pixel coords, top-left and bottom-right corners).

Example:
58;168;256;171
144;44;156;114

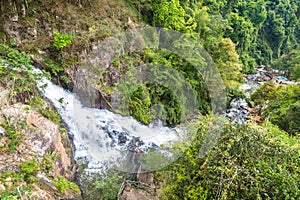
225;68;271;124
34;68;181;173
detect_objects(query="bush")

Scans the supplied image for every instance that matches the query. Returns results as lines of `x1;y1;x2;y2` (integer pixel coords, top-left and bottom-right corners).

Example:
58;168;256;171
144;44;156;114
0;117;22;153
157;118;300;199
53;29;73;50
20;159;40;182
54;176;81;195
251;83;300;135
89;173;123;200
0;44;43;103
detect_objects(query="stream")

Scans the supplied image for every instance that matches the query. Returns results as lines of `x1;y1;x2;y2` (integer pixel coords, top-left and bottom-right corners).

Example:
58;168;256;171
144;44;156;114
225;66;274;124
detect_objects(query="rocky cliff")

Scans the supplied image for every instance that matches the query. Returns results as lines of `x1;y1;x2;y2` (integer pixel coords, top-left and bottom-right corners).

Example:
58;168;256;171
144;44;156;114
0;86;81;199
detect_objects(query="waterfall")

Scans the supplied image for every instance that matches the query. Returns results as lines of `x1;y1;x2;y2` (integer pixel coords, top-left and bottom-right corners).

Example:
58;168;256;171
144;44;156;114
33;65;271;173
34;68;181;173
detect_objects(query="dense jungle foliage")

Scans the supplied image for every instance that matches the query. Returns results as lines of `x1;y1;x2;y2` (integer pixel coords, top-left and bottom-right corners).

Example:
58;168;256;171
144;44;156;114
129;0;300;72
0;0;299;199
123;0;300;199
115;0;299;125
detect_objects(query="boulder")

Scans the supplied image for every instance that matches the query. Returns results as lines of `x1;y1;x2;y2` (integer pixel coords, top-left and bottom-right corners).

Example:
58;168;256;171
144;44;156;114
253;115;262;123
257;76;263;82
263;76;271;81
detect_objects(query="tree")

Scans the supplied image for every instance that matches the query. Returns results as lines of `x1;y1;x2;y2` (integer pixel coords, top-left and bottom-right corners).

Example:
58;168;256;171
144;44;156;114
153;0;196;32
214;38;243;88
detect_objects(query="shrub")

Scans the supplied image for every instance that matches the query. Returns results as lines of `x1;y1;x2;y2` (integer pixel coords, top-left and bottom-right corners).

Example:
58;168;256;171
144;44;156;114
53;29;73;50
54;176;81;195
89;173;123;200
0;117;22;152
0;44;43;103
157;118;300;199
20;159;40;182
251;83;300;135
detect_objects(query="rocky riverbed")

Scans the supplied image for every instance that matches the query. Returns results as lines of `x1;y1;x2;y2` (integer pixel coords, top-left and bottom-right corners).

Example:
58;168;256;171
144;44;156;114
225;65;296;124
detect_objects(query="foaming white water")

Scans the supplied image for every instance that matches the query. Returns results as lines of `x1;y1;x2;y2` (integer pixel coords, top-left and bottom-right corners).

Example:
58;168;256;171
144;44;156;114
34;69;181;173
225;71;271;124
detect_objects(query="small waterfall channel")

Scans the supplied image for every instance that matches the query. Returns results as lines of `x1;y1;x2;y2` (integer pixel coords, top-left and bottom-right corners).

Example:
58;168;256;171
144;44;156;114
225;66;275;124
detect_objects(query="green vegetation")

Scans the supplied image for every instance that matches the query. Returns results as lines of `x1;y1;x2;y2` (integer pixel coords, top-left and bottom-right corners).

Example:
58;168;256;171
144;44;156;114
156;118;300;199
0;116;22;153
53;176;81;195
118;2;300;199
0;43;77;199
0;0;299;199
251;82;300;135
109;48;209;125
153;0;194;32
0;186;31;200
53;30;73;51
20;159;40;182
81;170;124;200
90;173;122;200
43;58;64;76
129;85;151;124
0;45;62;125
272;50;300;81
29;96;61;125
0;44;43;103
140;148;173;171
128;0;300;73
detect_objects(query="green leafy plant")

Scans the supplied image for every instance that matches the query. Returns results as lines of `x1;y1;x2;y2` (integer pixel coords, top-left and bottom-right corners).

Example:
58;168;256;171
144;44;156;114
20;159;40;182
53;29;73;50
157;118;300;199
0;44;43;103
41;151;57;172
0;117;22;152
53;176;80;195
251;83;300;135
89;173;123;200
43;58;64;76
